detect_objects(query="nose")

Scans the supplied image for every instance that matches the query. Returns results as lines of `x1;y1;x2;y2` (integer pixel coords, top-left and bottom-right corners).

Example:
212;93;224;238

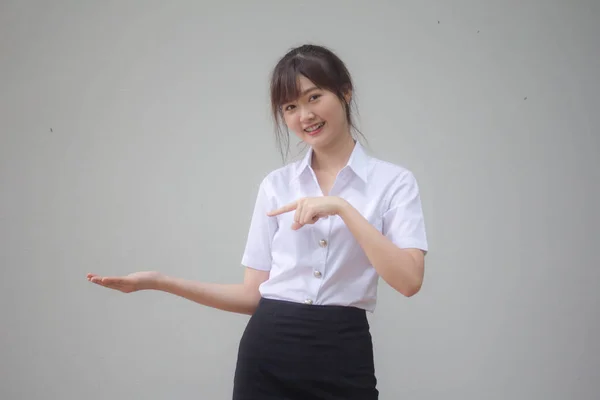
300;106;315;123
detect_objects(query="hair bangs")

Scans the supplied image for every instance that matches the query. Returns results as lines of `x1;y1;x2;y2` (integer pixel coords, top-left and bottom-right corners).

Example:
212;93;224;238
271;60;302;110
271;55;341;111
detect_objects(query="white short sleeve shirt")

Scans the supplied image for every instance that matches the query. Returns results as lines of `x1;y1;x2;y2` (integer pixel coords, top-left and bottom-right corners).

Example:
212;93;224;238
241;141;428;312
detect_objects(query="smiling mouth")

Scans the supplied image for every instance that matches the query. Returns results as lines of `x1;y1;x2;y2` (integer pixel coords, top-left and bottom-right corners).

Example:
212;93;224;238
304;122;325;134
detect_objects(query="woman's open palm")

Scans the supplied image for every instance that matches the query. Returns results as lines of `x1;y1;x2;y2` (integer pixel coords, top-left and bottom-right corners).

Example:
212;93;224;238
86;271;162;293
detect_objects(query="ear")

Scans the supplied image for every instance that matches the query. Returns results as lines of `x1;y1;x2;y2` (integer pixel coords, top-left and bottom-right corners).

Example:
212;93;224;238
343;87;352;104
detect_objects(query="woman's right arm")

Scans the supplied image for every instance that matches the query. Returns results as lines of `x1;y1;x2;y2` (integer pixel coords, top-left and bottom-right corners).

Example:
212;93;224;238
157;268;269;315
87;267;269;315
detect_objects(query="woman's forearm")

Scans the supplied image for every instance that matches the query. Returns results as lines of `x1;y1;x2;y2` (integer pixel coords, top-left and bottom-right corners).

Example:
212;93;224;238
154;276;261;315
337;200;424;297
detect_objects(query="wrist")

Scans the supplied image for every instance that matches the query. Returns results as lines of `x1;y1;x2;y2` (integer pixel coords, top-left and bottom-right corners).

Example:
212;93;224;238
335;197;352;218
149;273;168;291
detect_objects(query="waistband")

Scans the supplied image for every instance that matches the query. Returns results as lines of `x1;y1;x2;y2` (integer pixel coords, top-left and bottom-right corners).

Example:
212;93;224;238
257;297;367;323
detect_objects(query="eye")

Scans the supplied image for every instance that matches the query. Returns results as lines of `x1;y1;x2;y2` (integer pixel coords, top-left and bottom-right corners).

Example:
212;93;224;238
309;94;321;101
284;104;296;112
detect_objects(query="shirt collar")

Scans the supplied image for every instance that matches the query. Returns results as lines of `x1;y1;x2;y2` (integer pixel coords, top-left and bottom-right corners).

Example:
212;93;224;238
294;140;369;183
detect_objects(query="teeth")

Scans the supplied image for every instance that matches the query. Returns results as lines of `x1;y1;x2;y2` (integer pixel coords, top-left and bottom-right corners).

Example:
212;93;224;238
305;122;324;132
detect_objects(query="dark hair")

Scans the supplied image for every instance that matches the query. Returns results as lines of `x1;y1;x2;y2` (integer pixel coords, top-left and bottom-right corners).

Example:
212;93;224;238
269;44;365;162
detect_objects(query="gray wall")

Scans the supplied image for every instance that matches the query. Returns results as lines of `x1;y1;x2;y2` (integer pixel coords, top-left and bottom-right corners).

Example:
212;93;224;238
1;1;598;399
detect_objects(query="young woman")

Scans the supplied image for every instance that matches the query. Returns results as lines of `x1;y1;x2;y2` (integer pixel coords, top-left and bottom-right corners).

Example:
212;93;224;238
87;44;428;399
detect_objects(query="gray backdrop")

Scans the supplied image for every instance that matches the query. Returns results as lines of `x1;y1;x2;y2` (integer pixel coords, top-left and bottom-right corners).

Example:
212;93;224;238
1;1;598;399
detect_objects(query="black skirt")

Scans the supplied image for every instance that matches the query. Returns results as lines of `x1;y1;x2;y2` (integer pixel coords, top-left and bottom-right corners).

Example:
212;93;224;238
232;297;378;399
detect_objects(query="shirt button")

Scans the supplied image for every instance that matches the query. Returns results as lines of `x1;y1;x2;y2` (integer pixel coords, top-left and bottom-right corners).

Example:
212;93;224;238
313;270;322;278
304;299;313;305
319;239;328;247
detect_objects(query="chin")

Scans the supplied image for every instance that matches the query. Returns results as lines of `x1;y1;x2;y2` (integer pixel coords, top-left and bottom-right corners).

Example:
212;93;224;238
303;134;329;148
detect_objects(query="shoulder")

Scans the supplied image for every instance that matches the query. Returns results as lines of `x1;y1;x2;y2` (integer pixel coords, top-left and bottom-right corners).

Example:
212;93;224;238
367;154;420;188
365;155;425;218
257;160;302;193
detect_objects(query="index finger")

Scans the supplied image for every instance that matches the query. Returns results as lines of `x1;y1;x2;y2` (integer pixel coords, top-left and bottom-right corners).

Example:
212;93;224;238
267;201;297;217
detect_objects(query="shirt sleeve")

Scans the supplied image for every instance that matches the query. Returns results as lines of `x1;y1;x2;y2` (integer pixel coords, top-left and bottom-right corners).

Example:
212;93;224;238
382;171;429;253
241;177;278;271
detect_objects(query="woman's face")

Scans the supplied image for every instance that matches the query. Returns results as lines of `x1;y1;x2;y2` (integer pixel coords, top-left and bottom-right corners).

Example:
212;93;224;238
281;75;351;149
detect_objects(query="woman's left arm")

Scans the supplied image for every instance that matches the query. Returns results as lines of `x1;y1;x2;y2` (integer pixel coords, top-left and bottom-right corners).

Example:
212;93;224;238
336;200;425;297
267;172;428;297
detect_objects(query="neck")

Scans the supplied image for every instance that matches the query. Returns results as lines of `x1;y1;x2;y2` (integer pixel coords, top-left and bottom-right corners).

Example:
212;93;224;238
311;133;356;174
